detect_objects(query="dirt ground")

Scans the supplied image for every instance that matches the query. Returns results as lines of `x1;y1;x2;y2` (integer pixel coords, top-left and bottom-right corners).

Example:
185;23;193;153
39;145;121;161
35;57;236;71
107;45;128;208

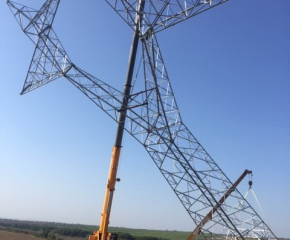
0;230;42;240
0;230;87;240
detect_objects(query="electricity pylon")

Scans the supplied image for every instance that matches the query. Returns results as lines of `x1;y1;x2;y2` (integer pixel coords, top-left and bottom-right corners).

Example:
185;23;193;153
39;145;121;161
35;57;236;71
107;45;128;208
7;0;278;240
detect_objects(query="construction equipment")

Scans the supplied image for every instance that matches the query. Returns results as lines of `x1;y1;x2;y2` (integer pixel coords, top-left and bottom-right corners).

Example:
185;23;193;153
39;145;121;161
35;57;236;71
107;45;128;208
187;170;252;240
89;2;145;240
7;1;278;240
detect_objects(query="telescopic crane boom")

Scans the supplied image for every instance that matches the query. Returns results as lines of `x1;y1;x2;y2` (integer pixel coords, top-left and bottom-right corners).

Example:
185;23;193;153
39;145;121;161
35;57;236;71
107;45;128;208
89;1;145;240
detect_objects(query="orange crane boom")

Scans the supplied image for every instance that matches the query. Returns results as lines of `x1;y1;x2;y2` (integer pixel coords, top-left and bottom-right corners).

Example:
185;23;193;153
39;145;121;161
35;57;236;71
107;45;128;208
89;147;121;240
89;1;145;240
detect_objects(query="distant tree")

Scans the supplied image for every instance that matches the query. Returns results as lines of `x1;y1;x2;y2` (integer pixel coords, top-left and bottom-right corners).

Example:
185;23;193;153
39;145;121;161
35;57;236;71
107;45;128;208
37;227;55;238
117;232;136;240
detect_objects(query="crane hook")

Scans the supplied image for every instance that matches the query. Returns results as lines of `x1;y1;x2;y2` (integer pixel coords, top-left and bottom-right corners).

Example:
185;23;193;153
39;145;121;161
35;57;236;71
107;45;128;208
248;180;253;188
248;172;253;188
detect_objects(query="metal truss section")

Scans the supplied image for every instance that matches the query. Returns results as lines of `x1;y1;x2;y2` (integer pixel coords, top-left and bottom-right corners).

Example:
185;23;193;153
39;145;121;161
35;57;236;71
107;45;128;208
104;0;230;36
7;0;60;43
21;27;72;94
8;1;278;240
136;35;277;240
7;0;66;94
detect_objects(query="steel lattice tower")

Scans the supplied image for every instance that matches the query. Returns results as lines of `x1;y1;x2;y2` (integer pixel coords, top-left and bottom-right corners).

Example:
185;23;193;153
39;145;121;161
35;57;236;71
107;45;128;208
7;1;278;240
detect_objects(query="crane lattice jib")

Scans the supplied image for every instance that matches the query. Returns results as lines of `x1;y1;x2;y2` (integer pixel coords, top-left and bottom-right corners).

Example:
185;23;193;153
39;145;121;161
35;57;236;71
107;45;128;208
7;1;278;240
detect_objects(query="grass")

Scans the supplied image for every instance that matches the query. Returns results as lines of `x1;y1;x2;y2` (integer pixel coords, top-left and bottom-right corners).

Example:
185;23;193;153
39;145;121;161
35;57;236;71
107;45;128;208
0;219;192;240
109;227;191;240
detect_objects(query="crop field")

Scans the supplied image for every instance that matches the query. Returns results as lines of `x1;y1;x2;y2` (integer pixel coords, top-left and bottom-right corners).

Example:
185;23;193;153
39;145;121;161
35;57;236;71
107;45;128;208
0;230;88;240
0;230;42;240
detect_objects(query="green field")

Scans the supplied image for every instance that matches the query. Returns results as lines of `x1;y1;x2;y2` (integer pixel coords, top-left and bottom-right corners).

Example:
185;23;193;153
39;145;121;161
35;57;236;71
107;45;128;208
109;227;191;240
0;219;191;240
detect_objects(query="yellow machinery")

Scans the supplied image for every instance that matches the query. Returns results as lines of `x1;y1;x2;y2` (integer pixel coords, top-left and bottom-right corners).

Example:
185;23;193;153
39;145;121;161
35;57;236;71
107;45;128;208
89;1;145;240
89;146;121;240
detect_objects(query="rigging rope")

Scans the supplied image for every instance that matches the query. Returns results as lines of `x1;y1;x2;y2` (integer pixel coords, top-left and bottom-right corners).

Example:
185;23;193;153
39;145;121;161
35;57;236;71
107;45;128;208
250;188;264;215
243;174;264;215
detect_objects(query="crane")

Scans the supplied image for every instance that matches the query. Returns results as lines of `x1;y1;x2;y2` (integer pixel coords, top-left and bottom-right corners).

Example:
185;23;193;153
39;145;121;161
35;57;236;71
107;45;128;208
7;1;278;240
186;169;252;240
89;2;145;240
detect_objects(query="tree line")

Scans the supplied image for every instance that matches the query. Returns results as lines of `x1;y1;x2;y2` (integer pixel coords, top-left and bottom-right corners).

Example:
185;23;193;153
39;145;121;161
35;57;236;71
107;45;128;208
0;219;169;240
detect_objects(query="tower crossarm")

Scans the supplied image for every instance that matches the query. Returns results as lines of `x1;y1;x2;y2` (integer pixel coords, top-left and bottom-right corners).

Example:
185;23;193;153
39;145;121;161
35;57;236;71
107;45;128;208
7;0;60;44
104;0;230;36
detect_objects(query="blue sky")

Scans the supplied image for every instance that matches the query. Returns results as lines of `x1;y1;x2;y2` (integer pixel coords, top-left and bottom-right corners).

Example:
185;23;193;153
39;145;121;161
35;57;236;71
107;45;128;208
0;0;289;238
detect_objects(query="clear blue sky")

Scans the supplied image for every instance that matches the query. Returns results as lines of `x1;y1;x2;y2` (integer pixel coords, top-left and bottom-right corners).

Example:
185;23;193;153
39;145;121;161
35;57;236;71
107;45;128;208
0;0;289;238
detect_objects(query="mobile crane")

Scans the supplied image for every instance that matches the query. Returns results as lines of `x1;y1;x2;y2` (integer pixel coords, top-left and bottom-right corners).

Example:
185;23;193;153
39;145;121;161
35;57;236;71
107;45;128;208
89;1;145;240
